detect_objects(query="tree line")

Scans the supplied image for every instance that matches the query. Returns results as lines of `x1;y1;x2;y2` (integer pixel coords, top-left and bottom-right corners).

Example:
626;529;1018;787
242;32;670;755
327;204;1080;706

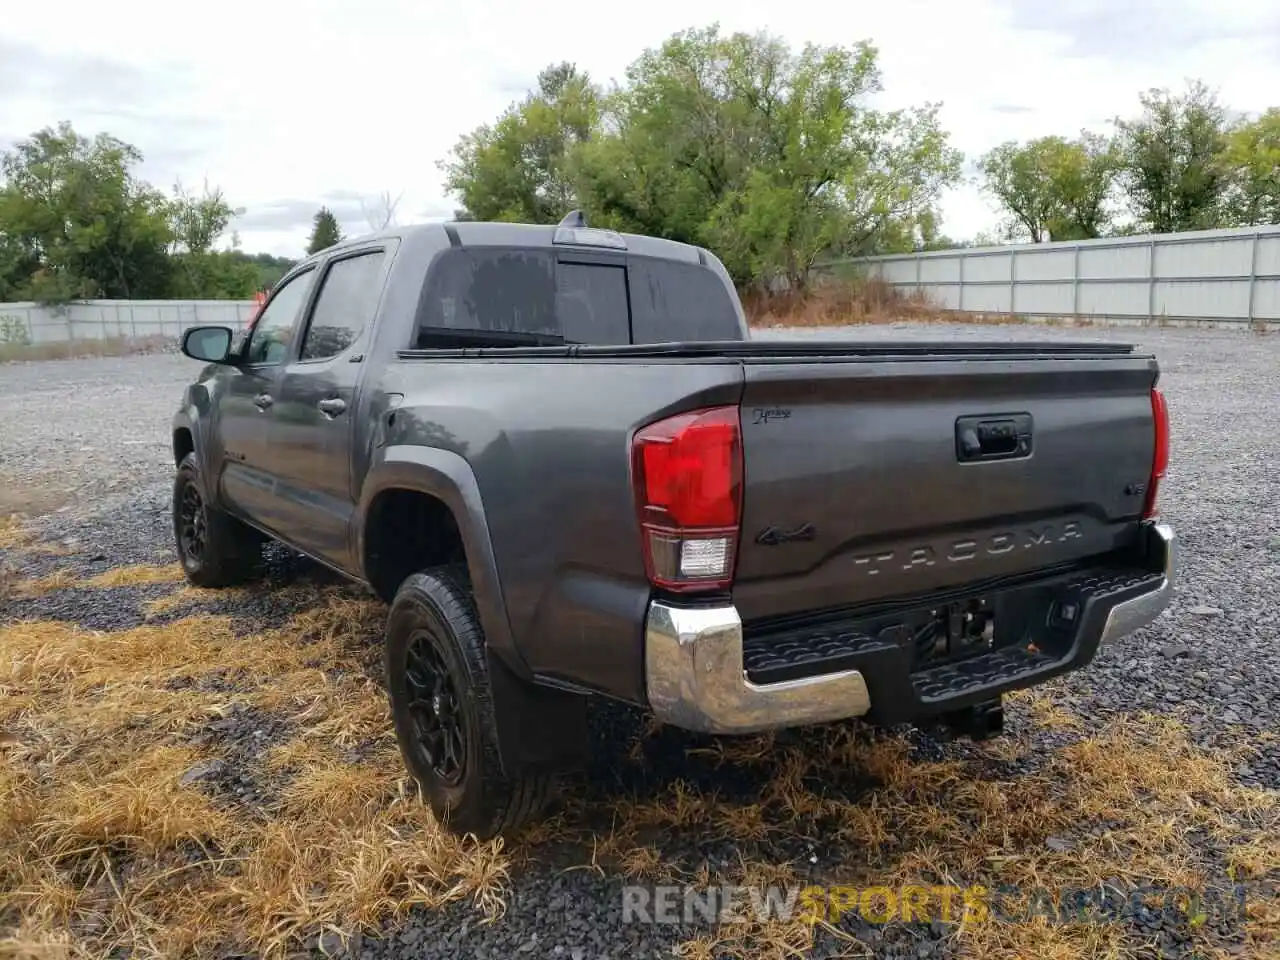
978;80;1279;243
443;26;1279;287
0;122;294;303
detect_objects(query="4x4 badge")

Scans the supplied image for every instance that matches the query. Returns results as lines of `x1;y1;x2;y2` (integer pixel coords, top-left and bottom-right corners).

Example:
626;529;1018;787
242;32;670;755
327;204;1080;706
756;522;816;546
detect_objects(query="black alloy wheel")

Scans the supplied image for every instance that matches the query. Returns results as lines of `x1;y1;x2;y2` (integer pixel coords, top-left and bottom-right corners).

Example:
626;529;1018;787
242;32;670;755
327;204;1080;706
404;631;467;786
178;479;208;562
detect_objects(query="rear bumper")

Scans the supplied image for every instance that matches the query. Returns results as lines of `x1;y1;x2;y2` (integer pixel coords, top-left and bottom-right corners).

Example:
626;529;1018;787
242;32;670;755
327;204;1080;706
644;521;1177;735
1098;522;1178;644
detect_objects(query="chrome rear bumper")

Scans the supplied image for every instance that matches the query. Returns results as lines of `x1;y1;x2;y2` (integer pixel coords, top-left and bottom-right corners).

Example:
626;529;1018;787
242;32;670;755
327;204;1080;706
643;602;871;735
644;521;1177;735
1099;521;1177;644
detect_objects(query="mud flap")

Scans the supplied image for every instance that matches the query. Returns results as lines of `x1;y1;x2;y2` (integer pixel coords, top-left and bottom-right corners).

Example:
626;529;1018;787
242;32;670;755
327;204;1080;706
486;649;588;775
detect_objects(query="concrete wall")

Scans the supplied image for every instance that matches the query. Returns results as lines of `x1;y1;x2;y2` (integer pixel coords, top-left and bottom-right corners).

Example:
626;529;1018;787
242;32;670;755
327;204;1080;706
0;300;258;345
835;225;1280;325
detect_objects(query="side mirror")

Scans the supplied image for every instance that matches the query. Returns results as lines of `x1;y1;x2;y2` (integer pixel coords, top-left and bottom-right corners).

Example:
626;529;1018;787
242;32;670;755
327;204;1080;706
181;325;235;364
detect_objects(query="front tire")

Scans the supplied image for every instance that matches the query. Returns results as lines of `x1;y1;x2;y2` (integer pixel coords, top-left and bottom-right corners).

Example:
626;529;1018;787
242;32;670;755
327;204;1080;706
172;453;262;588
386;567;553;839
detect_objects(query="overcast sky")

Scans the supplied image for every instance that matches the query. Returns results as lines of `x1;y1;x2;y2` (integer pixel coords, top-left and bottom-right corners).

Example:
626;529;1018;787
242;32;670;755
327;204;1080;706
2;0;1278;257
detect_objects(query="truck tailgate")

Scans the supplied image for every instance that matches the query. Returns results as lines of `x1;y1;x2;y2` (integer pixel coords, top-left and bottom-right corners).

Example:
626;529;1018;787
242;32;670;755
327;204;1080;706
732;352;1159;621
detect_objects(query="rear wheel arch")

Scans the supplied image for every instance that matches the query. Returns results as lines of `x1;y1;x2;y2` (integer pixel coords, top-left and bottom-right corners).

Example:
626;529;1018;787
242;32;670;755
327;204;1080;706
362;487;467;603
361;450;589;793
356;449;523;673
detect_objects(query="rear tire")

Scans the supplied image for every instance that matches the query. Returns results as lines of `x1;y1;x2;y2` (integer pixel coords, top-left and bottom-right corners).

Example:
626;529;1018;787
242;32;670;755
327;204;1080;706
172;452;262;588
386;566;553;839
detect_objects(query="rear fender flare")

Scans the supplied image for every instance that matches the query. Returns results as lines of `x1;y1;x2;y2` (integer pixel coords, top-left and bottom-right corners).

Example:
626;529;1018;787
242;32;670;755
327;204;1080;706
356;445;527;679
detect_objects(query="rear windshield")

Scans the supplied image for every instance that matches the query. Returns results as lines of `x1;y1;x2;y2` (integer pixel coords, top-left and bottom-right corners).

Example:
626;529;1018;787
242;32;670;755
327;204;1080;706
413;247;742;347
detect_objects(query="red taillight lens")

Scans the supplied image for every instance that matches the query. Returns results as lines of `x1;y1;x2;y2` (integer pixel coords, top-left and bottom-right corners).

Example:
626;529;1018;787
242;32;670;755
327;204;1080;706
1143;386;1169;519
631;405;743;592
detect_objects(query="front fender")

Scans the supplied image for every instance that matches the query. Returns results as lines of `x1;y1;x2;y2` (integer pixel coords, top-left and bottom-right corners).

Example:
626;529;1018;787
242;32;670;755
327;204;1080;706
356;444;527;679
172;400;203;465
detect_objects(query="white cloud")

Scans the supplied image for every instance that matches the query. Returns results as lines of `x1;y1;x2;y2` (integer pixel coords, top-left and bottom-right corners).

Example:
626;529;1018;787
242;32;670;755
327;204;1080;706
2;0;1277;256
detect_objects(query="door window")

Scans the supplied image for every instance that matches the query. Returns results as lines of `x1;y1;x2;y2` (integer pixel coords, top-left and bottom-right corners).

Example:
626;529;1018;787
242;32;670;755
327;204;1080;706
244;268;315;365
299;251;387;361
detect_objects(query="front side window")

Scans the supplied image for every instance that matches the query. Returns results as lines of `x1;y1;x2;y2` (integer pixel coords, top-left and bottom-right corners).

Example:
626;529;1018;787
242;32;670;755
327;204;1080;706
300;251;387;361
244;269;315;364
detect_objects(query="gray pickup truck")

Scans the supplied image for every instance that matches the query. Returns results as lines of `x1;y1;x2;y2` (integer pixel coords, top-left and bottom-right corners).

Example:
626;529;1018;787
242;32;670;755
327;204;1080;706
172;214;1176;839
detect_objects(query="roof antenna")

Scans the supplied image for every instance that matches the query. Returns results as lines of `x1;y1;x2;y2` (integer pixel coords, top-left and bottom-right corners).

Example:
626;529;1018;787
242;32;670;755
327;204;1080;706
558;209;587;228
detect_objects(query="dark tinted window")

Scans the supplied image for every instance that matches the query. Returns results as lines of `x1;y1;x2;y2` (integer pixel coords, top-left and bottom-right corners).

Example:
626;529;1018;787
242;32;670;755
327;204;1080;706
300;251;386;360
629;258;742;342
414;246;743;347
556;263;629;344
244;268;315;364
416;248;557;343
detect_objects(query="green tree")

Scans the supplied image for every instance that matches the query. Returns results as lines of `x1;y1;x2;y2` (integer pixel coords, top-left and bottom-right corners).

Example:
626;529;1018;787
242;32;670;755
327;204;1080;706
0;122;173;301
572;26;755;247
1049;132;1123;240
170;178;234;255
166;180;257;298
441;62;599;223
306;207;343;254
979;133;1120;242
570;26;961;288
1220;108;1280;227
1114;80;1231;233
236;251;296;290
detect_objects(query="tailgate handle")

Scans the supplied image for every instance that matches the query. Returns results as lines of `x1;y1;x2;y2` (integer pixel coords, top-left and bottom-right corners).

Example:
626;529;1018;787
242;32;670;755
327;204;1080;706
956;414;1033;463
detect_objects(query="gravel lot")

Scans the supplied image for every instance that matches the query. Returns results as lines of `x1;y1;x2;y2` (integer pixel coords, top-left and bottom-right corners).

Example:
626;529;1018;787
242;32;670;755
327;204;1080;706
2;323;1277;960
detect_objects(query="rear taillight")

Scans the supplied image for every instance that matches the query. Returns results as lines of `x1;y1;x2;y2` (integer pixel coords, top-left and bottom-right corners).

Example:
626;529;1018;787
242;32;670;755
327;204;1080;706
631;405;743;593
1143;386;1169;519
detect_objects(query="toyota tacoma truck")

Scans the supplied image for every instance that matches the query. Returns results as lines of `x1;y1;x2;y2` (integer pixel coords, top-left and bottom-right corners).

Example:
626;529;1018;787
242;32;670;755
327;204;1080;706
171;214;1177;839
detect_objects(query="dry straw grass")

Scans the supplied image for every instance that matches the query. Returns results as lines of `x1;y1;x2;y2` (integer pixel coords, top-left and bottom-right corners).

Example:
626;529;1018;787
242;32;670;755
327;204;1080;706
740;275;1103;330
2;559;1277;959
0;334;176;365
0;516;35;550
741;277;962;328
142;585;244;618
610;694;1279;960
0;599;509;959
78;564;186;589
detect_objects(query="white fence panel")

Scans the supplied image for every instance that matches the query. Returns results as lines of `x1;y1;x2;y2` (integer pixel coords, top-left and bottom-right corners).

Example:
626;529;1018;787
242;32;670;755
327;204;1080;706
0;300;258;346
848;225;1280;325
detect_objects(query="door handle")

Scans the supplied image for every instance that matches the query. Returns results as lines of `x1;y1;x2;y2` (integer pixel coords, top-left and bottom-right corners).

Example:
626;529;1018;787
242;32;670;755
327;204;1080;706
318;397;347;418
253;393;273;410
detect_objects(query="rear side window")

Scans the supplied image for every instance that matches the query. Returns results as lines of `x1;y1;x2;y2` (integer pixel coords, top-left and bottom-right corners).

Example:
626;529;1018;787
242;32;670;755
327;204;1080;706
416;249;557;343
629;258;742;342
300;251;387;361
413;246;742;347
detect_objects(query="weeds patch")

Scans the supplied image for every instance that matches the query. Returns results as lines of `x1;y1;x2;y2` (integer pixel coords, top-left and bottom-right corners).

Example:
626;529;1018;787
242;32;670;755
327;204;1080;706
0;334;176;365
79;564;185;589
0;599;507;958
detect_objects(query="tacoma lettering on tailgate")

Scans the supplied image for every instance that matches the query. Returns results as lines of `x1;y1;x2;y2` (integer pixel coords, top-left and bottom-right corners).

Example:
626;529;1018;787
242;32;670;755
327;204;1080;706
852;521;1083;576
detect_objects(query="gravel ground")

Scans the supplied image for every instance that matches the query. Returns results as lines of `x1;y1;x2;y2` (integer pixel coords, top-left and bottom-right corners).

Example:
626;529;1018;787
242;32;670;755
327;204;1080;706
1;324;1277;959
0;352;193;520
